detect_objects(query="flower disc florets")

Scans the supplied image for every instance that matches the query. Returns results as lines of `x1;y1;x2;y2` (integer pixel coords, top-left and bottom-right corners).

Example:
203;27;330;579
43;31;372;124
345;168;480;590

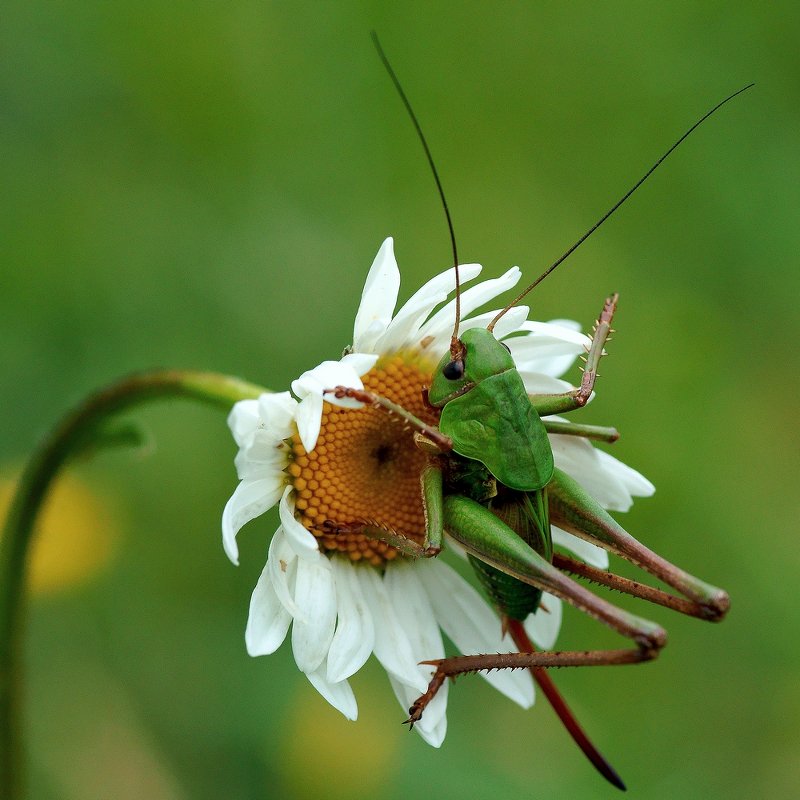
289;353;438;565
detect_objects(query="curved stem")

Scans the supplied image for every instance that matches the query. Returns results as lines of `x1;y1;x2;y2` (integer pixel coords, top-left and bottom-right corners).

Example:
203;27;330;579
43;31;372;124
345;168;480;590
0;369;265;799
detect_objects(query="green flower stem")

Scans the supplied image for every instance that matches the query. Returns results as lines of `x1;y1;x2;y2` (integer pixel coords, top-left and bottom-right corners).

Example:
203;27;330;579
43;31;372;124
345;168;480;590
0;369;265;799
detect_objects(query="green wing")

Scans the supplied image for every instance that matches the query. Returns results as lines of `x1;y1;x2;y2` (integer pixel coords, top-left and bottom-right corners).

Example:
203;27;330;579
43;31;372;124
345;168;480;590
439;371;554;491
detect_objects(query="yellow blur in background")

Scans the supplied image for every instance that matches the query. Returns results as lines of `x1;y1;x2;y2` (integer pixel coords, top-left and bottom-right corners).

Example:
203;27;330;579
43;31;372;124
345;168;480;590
0;472;119;596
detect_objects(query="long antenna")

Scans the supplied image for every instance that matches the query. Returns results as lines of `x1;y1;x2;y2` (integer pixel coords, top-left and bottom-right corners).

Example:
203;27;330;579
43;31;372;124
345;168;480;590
487;83;754;331
371;32;463;358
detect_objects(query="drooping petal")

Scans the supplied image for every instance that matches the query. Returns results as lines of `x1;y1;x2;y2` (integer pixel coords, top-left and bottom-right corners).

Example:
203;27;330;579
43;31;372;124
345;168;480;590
358;566;428;693
384;562;447;729
246;560;292;656
524;592;562;650
417;559;534;709
291;554;338;674
552;525;610;569
294;392;323;452
306;660;359;721
222;477;284;565
234;431;288;479
267;528;305;620
326;558;376;683
227;399;262;448
353;237;400;353
257;392;298;440
278;486;323;562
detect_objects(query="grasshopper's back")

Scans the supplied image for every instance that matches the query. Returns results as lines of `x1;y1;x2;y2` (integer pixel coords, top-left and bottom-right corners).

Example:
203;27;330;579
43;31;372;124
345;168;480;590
430;328;554;492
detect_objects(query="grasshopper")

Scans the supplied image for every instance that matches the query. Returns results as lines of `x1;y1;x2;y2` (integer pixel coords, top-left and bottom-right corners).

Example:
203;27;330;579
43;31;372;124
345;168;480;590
325;36;744;789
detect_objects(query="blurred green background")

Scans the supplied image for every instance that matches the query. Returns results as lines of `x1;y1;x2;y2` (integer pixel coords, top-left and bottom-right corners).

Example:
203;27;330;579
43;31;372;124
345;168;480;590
2;2;799;798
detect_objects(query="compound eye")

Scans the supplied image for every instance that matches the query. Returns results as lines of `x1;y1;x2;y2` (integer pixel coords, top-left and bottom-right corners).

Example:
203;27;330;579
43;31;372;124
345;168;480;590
442;359;465;380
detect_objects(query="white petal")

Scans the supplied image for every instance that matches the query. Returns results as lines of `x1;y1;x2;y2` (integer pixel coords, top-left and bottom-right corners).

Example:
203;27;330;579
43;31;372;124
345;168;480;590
375;264;483;353
353;238;400;352
551;434;632;512
358;566;428;693
257;392;298;440
443;535;469;560
438;306;528;341
524;592;562;650
519;319;586;342
548;318;581;332
384;562;446;729
326;559;376;683
278;486;322;562
421;306;533;365
294;360;367;413
595;450;655;498
227;399;262;448
291;555;338;674
417;559;534;709
245;560;292;656
552;525;609;569
306;661;359;721
508;331;587;378
341;352;379;376
388;674;448;748
374;288;448;353
520;351;582;380
489;305;529;340
411;306;529;360
222;477;283;565
234;431;287;479
294;392;323;452
419;267;522;341
267;529;305;620
293;360;364;399
520;372;575;395
405;264;484;319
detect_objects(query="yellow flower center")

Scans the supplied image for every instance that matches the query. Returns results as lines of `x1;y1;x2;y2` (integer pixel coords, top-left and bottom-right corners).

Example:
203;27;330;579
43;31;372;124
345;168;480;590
288;354;439;566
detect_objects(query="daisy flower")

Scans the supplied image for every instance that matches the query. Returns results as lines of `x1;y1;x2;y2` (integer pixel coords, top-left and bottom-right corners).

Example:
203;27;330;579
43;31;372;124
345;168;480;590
222;237;654;746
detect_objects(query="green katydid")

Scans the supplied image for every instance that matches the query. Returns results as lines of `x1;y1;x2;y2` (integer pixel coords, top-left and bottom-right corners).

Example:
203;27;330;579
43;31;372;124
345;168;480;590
325;36;745;790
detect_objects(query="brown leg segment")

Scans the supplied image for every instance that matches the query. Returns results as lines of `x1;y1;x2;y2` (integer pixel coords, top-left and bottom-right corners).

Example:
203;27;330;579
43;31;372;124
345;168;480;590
552;553;712;620
406;643;656;732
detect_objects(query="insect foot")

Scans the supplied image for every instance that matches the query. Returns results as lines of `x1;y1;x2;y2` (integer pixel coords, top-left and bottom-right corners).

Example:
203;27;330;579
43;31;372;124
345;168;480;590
635;625;668;659
404;666;448;729
703;589;731;622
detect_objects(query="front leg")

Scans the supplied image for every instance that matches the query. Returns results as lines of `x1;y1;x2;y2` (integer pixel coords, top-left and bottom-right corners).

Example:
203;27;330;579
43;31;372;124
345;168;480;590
326;386;453;452
529;293;618;417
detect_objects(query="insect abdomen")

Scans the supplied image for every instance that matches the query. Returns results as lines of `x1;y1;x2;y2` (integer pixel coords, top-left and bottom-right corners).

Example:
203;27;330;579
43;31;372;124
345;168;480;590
468;555;543;621
470;487;553;621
